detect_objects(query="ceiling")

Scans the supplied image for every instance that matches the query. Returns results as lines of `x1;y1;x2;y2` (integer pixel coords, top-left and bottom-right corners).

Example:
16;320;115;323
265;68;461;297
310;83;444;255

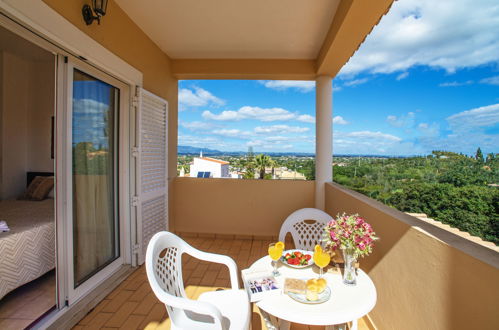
115;0;340;59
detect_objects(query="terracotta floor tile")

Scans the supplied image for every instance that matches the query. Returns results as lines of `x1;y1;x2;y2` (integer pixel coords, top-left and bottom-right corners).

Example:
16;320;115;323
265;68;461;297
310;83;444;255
105;301;139;327
101;290;134;313
138;303;167;329
199;270;220;286
128;282;151;302
119;314;145;330
83;312;113;329
132;292;160;316
78;300;110;325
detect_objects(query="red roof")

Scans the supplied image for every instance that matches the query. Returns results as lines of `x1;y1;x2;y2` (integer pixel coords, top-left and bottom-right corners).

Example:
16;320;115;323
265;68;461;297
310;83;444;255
199;157;230;165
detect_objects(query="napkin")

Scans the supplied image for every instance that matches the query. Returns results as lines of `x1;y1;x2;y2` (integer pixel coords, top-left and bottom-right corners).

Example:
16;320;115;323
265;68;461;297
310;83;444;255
0;220;9;232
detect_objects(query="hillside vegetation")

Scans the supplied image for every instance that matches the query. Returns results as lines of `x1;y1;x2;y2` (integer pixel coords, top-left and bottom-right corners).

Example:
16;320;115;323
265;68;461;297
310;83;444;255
331;150;499;245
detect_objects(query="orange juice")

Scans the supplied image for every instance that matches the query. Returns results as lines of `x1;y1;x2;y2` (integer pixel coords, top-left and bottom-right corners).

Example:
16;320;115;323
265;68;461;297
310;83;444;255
313;245;331;268
268;241;284;261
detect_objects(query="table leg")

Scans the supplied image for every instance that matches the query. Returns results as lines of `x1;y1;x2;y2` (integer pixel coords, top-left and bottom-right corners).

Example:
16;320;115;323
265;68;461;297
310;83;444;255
351;319;358;330
258;309;290;330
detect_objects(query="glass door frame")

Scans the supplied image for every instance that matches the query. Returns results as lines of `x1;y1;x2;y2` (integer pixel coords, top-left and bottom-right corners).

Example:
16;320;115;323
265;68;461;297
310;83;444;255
58;54;131;305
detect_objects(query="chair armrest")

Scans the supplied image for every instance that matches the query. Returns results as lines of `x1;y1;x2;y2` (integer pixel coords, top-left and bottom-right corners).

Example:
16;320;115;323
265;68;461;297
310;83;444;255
154;288;224;329
186;246;240;290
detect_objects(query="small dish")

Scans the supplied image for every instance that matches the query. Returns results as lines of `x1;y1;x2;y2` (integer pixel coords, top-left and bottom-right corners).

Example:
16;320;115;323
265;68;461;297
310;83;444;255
280;249;314;269
287;286;331;304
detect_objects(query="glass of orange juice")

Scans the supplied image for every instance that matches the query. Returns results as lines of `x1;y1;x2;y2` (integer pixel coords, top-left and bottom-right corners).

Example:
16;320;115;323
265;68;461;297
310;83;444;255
268;241;284;276
313;245;331;278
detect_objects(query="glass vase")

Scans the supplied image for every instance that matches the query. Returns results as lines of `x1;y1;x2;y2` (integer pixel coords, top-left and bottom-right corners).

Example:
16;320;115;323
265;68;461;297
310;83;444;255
342;248;357;286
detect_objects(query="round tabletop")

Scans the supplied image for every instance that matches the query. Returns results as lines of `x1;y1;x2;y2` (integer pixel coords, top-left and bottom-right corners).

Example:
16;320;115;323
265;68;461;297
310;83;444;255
249;255;377;326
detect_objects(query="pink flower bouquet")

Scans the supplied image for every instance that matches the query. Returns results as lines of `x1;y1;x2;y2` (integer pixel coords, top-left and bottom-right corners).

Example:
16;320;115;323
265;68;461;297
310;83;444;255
323;213;378;259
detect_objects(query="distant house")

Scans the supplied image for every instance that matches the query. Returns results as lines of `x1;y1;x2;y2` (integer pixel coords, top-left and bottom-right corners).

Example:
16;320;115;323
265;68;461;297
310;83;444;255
190;155;230;178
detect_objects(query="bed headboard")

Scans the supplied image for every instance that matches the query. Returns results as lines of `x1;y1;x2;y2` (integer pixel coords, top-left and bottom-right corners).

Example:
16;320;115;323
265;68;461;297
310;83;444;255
27;172;54;187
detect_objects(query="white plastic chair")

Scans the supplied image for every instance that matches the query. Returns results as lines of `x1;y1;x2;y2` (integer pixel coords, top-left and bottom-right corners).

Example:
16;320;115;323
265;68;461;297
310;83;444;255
278;208;333;251
145;231;250;330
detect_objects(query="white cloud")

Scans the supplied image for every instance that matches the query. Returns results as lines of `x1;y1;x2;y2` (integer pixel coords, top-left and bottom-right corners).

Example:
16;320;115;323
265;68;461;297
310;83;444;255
386;112;415;128
344;78;369;87
415;104;499;155
202;106;295;122
439;80;474;87
396;72;409;80
333;130;416;155
333;116;349;125
258;80;315;92
338;131;402;142
180;121;219;131
178;87;225;110
212;129;252;138
447;103;499;132
254;125;309;134
417;122;440;137
340;0;499;77
480;76;499;86
297;114;315;123
203;106;315;123
73;99;109;114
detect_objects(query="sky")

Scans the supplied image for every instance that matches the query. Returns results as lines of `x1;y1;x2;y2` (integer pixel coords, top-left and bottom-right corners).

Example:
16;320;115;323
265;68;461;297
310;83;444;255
73;77;114;148
178;0;499;156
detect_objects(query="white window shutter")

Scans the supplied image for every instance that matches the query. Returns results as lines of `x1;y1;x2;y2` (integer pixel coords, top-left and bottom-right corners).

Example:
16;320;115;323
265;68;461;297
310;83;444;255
136;87;168;265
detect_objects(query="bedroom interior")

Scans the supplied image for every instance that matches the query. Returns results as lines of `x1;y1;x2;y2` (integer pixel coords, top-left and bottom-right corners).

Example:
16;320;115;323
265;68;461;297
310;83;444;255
0;24;56;329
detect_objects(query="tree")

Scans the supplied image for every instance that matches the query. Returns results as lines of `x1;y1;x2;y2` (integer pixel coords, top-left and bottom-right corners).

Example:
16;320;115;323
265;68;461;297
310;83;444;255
243;162;255;179
255;154;272;179
476;147;484;163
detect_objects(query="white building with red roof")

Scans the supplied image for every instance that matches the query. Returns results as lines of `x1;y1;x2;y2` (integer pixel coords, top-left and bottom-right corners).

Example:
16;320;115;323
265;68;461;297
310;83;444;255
190;153;230;178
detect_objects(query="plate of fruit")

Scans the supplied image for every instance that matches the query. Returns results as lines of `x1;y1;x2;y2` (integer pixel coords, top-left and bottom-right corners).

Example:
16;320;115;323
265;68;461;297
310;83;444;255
281;250;313;268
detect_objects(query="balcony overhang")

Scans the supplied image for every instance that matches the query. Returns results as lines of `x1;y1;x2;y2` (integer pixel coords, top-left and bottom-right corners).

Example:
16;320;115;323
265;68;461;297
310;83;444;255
116;0;394;80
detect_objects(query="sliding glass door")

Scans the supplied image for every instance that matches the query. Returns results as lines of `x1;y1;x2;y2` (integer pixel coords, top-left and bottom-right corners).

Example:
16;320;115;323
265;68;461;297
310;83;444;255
64;58;128;304
72;69;119;287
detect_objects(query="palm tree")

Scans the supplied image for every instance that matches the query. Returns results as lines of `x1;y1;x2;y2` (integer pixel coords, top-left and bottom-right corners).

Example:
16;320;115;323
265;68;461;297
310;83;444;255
255;154;271;179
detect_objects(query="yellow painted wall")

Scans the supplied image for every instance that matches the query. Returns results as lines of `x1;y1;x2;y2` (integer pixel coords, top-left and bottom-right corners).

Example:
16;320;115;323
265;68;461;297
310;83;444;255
325;183;499;330
172;178;315;237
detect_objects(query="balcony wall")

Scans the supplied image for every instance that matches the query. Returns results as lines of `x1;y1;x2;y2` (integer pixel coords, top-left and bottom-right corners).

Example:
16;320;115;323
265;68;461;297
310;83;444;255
325;182;499;330
171;177;315;237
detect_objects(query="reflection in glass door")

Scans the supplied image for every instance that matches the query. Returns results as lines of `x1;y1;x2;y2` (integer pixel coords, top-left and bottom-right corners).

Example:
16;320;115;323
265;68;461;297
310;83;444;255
72;69;119;287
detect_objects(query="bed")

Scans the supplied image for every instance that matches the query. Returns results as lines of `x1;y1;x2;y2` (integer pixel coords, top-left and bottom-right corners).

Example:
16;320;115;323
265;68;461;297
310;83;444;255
0;173;55;300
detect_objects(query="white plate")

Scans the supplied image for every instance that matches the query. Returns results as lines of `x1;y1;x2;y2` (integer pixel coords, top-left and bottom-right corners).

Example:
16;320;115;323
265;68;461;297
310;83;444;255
287;286;331;304
280;249;314;269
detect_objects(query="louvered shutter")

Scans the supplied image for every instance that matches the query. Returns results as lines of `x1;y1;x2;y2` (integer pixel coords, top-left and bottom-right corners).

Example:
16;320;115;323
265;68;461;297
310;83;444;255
136;87;168;265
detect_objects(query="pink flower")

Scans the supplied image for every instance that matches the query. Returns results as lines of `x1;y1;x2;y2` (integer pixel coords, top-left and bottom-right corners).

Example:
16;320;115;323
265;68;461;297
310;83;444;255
362;223;372;232
358;242;366;250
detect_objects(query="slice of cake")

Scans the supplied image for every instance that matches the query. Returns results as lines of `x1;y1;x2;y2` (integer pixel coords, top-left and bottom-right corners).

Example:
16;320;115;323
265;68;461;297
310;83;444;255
283;278;306;294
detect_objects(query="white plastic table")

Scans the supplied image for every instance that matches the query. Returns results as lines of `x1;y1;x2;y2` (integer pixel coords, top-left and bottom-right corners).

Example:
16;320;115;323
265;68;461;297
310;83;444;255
248;255;377;330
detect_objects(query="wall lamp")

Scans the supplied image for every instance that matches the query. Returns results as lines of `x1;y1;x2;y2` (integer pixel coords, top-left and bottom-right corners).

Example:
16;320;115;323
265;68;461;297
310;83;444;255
82;0;108;25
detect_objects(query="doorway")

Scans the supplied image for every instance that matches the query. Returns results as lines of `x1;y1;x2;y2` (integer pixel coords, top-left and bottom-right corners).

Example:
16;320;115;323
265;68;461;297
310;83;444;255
0;24;57;328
